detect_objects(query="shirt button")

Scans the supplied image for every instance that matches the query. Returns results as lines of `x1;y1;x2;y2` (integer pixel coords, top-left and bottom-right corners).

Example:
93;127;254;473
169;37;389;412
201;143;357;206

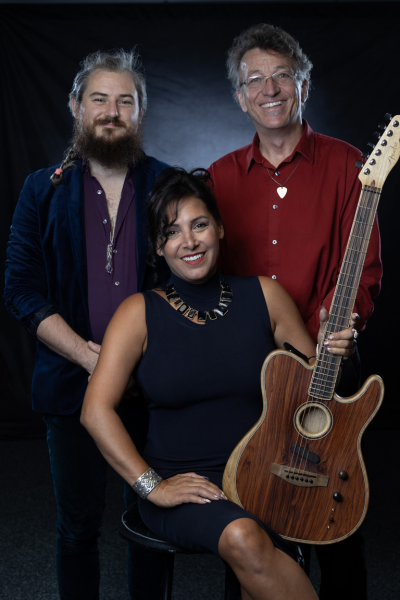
115;281;120;286
273;205;278;209
272;240;277;244
97;190;102;195
272;275;277;280
113;249;118;254
103;219;107;224
274;171;280;176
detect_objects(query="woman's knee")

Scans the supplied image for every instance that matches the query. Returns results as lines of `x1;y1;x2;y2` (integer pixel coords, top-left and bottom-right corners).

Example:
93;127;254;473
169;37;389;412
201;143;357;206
218;518;273;567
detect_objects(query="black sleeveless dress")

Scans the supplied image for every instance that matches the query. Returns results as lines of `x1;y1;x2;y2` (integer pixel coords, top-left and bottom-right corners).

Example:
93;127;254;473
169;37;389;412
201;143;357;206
136;272;297;560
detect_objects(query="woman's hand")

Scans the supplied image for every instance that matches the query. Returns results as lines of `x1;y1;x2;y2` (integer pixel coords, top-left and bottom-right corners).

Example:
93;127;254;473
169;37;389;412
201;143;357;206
318;308;359;358
147;473;228;507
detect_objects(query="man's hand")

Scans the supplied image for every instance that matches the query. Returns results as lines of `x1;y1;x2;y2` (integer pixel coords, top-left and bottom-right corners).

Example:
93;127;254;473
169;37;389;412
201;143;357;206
317;307;359;358
147;473;228;508
87;341;101;378
37;314;103;374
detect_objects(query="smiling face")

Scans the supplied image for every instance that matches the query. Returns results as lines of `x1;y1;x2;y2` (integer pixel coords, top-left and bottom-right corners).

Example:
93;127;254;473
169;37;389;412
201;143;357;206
156;196;224;285
70;70;145;167
237;48;308;135
71;69;142;139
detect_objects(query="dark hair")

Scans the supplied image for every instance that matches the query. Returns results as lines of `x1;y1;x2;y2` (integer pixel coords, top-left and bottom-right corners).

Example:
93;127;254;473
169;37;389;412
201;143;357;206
146;167;221;278
227;23;312;104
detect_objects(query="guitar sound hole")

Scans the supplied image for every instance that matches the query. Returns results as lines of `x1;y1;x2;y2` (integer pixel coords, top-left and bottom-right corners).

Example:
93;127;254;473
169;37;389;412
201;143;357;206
294;402;332;439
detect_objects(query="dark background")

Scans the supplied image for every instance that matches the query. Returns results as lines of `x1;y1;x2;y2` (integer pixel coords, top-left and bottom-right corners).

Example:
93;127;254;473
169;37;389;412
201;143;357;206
1;1;399;437
1;3;399;599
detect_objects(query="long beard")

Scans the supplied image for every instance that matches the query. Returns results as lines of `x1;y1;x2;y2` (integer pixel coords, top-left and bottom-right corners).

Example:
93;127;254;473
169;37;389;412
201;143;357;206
72;117;145;168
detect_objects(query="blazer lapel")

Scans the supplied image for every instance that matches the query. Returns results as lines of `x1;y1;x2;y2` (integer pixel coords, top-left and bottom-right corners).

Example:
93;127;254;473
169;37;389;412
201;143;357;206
134;159;152;291
63;160;91;335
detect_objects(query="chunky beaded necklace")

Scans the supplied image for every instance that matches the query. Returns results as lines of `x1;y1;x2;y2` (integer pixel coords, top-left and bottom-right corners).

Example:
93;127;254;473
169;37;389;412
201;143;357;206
166;275;233;323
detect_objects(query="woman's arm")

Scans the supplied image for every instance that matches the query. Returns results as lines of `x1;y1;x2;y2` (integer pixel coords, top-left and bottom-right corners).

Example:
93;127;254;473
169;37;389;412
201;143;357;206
81;293;226;507
258;277;356;361
80;293;149;483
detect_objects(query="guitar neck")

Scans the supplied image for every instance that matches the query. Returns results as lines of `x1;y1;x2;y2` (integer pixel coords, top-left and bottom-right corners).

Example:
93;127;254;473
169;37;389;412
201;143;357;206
308;185;381;400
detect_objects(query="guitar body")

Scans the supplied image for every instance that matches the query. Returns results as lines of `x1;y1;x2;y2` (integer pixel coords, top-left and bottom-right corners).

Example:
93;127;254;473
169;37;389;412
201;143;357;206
223;350;384;544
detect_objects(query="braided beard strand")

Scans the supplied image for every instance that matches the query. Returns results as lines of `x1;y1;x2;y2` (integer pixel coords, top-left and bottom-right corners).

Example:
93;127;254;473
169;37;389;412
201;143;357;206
72;117;145;169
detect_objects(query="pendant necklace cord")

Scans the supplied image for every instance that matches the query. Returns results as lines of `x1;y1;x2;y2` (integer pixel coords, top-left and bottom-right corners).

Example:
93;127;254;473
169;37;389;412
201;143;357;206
105;215;117;274
266;155;303;197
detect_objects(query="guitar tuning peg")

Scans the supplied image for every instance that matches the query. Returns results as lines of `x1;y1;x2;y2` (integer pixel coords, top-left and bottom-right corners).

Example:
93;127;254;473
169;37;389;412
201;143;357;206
355;160;363;168
383;113;392;123
367;142;375;149
377;123;386;130
361;151;370;159
372;132;381;142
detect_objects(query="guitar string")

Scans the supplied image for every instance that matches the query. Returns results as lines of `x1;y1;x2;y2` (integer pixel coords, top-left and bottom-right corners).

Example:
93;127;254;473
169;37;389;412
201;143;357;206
313;187;376;404
289;187;379;484
284;187;379;486
269;187;381;510
301;187;378;471
290;343;337;479
295;394;315;480
314;187;377;397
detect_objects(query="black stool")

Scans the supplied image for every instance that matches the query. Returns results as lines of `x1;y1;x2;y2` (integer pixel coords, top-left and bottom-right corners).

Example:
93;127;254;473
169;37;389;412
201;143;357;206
118;504;240;600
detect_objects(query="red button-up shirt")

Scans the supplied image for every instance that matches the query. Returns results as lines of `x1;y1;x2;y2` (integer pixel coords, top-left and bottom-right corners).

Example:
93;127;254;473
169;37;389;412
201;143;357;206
209;121;382;342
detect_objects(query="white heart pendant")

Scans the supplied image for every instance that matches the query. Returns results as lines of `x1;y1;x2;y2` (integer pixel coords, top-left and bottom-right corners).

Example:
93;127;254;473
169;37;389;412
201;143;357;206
277;187;287;198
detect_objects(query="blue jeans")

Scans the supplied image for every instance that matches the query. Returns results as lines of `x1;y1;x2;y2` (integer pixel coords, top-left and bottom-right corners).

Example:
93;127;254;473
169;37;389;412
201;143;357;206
43;402;165;600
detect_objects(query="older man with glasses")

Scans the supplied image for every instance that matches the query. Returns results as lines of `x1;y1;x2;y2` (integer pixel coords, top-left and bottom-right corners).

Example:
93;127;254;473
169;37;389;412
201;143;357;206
209;23;382;600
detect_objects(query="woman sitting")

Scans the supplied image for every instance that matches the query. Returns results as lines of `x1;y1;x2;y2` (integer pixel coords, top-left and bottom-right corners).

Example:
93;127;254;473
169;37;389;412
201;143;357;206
81;168;356;600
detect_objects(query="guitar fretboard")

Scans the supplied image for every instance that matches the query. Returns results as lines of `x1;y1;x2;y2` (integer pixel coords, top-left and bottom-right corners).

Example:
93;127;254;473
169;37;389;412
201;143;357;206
308;185;381;400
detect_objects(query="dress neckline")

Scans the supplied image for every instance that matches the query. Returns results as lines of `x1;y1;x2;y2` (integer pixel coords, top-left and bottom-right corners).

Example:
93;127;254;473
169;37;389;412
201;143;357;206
170;271;221;310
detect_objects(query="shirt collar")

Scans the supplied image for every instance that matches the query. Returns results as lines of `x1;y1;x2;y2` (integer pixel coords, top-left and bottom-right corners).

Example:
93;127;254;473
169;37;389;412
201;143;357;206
245;119;315;173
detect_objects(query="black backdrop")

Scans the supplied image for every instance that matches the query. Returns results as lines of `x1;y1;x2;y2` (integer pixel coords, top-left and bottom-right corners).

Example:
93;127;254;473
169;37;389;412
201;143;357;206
1;2;399;437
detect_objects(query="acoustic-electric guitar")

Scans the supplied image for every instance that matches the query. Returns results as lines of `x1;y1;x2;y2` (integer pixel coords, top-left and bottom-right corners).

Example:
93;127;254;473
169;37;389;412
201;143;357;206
223;115;400;545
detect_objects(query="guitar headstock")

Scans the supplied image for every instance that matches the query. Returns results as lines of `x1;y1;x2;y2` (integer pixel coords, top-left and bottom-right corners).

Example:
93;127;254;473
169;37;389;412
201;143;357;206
358;114;400;188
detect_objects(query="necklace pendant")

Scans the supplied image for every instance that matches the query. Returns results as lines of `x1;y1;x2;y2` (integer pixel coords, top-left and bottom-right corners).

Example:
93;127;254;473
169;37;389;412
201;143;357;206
105;243;113;274
277;187;287;198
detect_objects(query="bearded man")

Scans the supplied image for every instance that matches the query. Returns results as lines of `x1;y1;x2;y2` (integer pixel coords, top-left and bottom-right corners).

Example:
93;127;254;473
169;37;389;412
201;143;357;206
4;50;168;600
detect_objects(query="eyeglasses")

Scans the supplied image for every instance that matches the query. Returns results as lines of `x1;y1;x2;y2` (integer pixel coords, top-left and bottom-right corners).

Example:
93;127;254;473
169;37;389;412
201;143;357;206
240;70;297;91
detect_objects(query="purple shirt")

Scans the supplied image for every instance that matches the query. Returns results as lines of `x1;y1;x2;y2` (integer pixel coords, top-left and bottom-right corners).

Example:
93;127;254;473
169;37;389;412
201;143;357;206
84;168;138;344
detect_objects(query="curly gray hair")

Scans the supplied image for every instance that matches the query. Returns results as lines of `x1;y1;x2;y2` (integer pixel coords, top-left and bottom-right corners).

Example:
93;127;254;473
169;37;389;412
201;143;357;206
227;24;312;102
68;48;147;114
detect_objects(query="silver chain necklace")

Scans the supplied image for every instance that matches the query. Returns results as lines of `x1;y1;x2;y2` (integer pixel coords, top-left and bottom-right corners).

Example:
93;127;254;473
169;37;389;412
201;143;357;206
266;155;303;198
105;218;116;274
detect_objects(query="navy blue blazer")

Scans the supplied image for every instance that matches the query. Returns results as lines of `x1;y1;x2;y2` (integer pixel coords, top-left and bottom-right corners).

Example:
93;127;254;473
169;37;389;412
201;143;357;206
4;156;169;415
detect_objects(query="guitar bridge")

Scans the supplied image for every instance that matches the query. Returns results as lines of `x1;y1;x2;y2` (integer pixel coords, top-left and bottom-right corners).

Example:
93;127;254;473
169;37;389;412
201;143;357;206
271;464;329;488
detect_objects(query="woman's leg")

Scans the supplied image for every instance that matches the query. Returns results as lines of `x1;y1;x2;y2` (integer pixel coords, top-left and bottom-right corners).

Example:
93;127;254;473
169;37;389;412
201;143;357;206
218;518;318;600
